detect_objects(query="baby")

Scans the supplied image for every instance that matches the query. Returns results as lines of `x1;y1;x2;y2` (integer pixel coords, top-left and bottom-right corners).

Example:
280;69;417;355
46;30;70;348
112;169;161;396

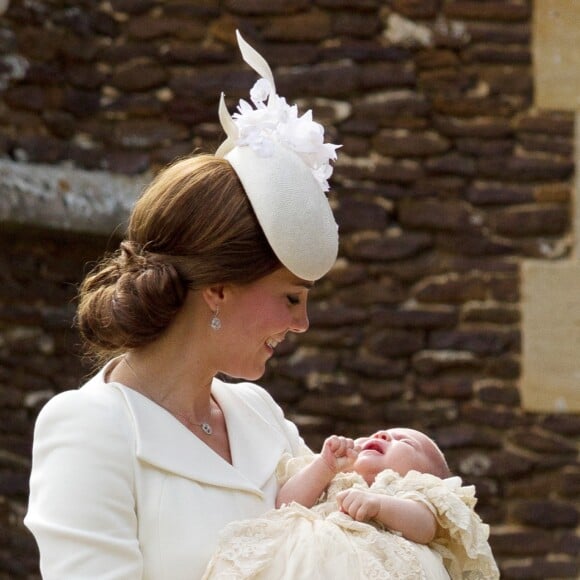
203;428;499;580
277;428;451;545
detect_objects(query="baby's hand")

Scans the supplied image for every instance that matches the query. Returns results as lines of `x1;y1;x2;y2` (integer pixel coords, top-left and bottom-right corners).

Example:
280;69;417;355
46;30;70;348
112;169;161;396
320;435;359;474
336;489;381;522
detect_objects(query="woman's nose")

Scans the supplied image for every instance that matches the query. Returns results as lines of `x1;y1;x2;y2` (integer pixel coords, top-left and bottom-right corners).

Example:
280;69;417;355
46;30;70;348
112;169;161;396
290;305;309;334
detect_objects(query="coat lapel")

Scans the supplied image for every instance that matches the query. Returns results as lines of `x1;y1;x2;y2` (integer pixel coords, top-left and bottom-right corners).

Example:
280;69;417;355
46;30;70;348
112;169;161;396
111;381;286;496
212;380;287;489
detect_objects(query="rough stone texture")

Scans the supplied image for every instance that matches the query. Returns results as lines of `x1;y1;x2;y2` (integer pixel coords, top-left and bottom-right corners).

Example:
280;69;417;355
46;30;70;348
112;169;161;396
0;159;147;235
0;1;578;579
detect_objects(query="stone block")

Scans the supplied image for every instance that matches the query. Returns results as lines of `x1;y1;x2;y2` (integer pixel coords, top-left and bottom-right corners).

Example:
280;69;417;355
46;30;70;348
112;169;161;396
374;305;458;329
127;16;206;41
444;1;530;22
352;90;430;120
413;272;487;303
461;404;528;430
415;48;459;70
476;381;521;406
111;119;188;149
463;44;531;65
359;379;406;402
346;231;433;262
521;261;580;412
515;110;574;136
479;65;533;95
338;277;405;305
262;10;332;42
110;61;168;92
512;499;579;528
109;0;156;15
333;11;381;38
307;303;368;328
479;155;574;182
437;232;516;257
509;427;577;457
533;0;580;110
433;95;517;118
490;528;555;555
277;61;359;98
417;376;473;399
342;351;407;379
434;424;501;448
485;354;521;379
540;414;580;436
426;152;476;177
434;115;513;138
412;349;482;375
429;328;516;356
402;199;471;231
466;182;534;206
366;328;424;358
390;0;439;19
333;198;389;233
359;62;415;89
465;21;530;44
490;205;569;237
519;134;573;157
373;129;450;157
225;0;309;15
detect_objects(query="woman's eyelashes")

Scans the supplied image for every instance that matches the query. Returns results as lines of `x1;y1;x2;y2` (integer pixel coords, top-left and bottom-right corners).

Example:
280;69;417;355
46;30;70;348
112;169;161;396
287;294;301;305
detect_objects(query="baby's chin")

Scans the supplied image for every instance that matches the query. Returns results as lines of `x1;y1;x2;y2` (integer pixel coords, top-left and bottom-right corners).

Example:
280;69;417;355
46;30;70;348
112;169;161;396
353;460;382;485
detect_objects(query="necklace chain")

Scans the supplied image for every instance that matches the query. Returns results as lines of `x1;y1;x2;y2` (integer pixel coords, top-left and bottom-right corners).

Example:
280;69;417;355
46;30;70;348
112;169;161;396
122;355;213;436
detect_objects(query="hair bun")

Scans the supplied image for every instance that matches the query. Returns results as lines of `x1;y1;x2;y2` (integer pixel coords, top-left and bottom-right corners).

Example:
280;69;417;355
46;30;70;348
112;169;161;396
77;240;188;356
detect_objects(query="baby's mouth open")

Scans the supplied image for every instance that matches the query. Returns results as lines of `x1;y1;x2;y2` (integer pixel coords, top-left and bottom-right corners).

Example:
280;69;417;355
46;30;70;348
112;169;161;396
361;440;385;454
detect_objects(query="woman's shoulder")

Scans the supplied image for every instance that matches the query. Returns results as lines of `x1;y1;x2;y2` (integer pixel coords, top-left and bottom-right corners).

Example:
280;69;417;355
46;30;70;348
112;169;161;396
35;371;132;438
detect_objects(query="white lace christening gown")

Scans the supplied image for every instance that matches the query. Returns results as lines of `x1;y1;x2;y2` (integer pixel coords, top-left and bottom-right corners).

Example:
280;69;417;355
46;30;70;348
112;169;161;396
202;463;499;580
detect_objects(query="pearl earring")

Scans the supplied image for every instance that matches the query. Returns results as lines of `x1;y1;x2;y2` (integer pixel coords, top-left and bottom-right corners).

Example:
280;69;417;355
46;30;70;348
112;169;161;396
210;308;221;331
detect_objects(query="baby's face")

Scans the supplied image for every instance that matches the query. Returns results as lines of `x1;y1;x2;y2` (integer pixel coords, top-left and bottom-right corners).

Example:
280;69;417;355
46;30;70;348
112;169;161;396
353;428;440;484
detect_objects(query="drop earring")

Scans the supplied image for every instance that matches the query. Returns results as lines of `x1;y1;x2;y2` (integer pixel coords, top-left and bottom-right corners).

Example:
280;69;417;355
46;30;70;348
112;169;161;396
210;308;221;331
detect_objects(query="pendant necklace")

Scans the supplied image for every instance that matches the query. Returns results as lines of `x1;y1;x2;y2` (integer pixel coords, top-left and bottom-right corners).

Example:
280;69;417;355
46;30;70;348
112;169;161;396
174;411;213;435
122;355;214;436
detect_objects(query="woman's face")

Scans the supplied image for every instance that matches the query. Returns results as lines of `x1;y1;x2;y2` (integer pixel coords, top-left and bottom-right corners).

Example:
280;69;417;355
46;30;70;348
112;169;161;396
217;267;312;381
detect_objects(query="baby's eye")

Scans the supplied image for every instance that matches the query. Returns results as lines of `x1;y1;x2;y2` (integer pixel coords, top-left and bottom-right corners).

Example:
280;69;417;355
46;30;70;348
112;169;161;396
287;295;300;305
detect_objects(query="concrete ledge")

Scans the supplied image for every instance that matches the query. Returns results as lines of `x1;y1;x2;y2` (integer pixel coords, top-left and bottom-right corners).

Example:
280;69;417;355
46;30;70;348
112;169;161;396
0;159;150;236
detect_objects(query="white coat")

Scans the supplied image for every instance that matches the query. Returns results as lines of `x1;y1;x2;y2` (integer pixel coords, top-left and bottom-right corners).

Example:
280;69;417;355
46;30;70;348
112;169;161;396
25;363;307;580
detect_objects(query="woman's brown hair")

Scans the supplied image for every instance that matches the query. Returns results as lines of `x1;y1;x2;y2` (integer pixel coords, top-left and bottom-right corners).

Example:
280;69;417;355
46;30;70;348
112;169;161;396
76;155;280;361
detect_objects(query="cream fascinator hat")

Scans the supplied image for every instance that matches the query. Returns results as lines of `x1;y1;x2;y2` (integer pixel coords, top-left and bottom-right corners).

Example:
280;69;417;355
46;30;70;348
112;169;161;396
215;31;340;281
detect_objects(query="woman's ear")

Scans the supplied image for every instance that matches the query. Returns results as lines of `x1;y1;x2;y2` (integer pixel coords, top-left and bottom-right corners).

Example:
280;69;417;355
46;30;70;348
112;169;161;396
201;285;226;311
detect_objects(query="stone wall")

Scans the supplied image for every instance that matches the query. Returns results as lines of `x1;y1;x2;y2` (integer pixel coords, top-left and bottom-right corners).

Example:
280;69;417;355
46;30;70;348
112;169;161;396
0;1;578;578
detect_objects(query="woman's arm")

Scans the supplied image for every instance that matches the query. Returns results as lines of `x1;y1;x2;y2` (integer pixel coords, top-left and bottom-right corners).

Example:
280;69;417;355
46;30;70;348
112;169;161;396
336;489;437;544
24;388;143;579
276;435;358;508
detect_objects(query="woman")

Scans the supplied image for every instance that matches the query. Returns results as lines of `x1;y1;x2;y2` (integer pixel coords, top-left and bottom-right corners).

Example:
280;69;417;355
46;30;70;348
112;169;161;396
24;33;339;579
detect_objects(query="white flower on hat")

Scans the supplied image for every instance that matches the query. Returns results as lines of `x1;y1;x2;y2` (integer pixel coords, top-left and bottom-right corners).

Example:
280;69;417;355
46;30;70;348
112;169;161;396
232;81;339;192
249;77;272;105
